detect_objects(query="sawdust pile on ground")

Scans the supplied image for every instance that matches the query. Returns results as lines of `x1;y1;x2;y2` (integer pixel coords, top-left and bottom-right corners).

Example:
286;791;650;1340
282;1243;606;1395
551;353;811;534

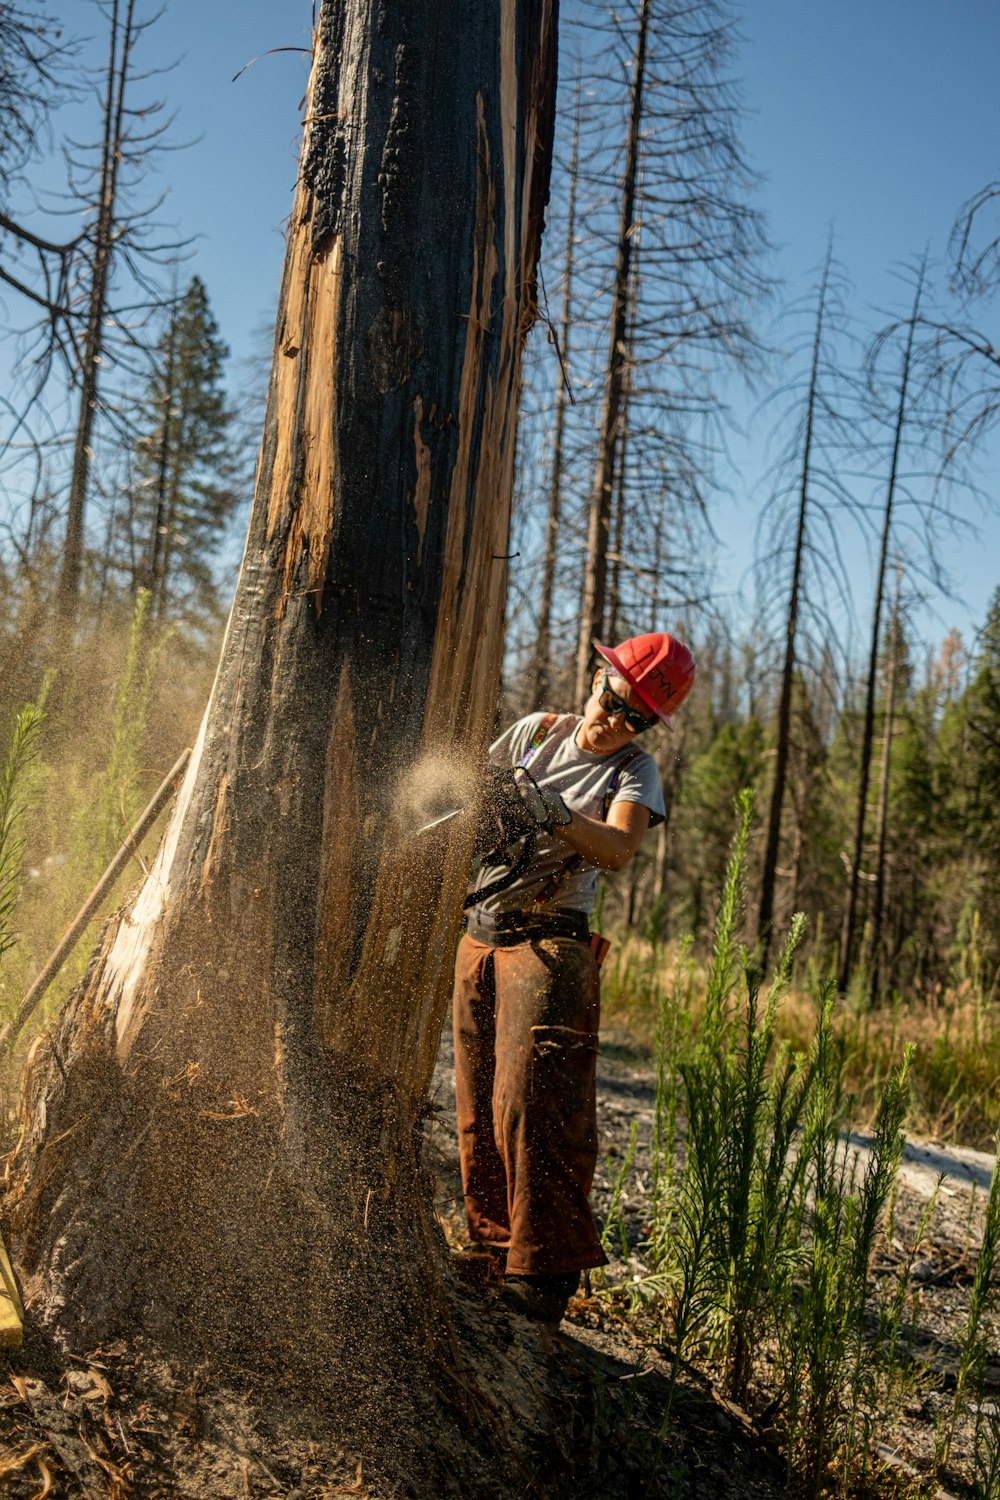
0;1297;797;1500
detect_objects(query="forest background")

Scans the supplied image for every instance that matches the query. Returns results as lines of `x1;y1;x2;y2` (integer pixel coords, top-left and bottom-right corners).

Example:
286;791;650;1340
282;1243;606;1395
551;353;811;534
1;0;1000;1136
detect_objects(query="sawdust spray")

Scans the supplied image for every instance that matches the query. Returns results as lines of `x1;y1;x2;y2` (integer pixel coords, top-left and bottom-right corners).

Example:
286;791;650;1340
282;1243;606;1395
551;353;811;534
392;750;481;838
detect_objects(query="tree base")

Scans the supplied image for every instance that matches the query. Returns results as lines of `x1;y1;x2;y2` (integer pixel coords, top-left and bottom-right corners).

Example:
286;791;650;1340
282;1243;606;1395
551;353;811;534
0;1269;794;1500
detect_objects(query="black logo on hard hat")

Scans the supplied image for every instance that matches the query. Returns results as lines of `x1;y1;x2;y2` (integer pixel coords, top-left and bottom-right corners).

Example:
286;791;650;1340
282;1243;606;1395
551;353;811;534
647;664;676;697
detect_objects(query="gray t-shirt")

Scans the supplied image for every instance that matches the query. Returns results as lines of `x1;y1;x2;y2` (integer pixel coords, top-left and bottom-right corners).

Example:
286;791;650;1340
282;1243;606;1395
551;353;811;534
468;712;666;918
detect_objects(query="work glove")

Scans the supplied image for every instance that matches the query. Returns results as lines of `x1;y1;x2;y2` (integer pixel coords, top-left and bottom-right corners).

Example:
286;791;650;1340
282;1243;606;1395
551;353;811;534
472;768;534;860
471;767;572;862
514;772;572;832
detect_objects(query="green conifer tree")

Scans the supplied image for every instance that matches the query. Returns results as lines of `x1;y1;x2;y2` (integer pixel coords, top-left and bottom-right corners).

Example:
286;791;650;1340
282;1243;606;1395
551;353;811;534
933;663;982;981
131;276;237;629
870;617;934;995
966;587;1000;947
677;716;764;934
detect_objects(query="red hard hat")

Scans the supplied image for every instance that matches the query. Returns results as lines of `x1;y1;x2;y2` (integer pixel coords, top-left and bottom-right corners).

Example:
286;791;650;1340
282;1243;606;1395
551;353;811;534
594;632;696;727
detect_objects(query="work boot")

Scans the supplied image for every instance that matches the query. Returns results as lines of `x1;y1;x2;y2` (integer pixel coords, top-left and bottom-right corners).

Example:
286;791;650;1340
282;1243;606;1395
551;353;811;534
451;1243;507;1286
500;1270;580;1327
465;1241;508;1268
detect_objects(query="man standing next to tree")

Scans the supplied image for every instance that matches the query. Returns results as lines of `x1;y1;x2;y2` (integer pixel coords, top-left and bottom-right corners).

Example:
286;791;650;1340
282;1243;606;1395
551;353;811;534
454;632;696;1326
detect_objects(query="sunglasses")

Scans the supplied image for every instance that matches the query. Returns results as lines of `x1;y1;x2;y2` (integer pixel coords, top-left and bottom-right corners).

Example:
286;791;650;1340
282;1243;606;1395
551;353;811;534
597;670;658;734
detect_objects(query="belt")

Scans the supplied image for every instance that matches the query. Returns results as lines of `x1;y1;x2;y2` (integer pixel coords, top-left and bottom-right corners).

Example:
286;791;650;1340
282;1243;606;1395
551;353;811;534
465;908;589;947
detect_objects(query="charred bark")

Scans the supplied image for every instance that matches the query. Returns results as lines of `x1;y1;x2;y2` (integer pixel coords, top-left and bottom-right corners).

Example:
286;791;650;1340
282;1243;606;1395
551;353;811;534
8;0;557;1483
529;77;579;712
607;333;632;644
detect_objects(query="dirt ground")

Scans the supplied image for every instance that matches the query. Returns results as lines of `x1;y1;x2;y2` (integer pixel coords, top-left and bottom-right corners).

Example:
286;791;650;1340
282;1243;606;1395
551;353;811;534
426;1021;998;1497
0;1017;995;1498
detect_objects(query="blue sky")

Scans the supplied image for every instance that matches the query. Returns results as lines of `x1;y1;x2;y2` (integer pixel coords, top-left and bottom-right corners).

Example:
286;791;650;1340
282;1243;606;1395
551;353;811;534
8;0;1000;657
744;1;997;285
720;0;1000;659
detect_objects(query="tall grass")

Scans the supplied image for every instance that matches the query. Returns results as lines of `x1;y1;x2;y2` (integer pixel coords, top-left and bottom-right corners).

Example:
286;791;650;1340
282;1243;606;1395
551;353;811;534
0;596;208;1054
649;935;692;1256
781;1016;911;1496
89;589;177;876
600;1121;639;1264
937;1121;1000;1478
0;702;46;967
701;787;752;1050
716;918;813;1405
606;933;1000;1152
644;797;823;1423
608;793;922;1492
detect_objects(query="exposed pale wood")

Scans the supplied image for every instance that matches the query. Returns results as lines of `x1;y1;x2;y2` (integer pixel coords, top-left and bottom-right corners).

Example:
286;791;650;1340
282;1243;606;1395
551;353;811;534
266;200;314;545
0;1230;24;1348
282;233;341;611
112;714;209;1059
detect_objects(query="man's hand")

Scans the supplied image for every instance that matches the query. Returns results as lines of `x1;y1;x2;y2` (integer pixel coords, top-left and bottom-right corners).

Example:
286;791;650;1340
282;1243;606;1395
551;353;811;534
472;768;536;858
472;767;572;860
514;770;571;831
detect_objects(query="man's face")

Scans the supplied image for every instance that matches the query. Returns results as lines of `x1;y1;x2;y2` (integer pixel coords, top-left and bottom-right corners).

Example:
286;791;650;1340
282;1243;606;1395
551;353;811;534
579;669;656;753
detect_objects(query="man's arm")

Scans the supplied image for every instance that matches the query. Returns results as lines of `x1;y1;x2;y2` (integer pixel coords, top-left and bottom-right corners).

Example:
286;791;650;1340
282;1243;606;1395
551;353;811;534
551;799;651;873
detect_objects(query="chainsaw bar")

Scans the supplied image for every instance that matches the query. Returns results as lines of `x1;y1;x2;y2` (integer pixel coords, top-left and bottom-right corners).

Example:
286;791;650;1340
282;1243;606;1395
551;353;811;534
415;807;465;835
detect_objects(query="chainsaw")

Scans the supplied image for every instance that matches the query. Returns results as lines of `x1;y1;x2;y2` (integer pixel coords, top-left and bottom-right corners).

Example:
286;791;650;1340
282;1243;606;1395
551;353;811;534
415;765;571;909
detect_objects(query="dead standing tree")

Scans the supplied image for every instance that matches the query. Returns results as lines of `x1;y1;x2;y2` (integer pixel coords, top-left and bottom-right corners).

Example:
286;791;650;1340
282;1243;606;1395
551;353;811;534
56;0;137;621
867;563;904;999
837;253;978;991
574;0;649;706
837;265;924;991
7;0;557;1483
570;0;767;704
755;243;858;960
0;1;187;631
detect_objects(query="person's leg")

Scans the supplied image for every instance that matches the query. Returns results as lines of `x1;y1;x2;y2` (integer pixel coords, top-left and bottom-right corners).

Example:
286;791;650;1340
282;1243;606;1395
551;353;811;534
452;935;511;1249
491;936;606;1277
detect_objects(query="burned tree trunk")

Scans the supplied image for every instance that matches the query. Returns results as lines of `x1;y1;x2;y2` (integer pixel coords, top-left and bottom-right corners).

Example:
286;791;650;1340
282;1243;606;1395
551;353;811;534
868;569;902;1000
8;0;557;1481
574;0;650;705
838;269;923;992
756;247;832;962
529;76;580;712
142;291;180;608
